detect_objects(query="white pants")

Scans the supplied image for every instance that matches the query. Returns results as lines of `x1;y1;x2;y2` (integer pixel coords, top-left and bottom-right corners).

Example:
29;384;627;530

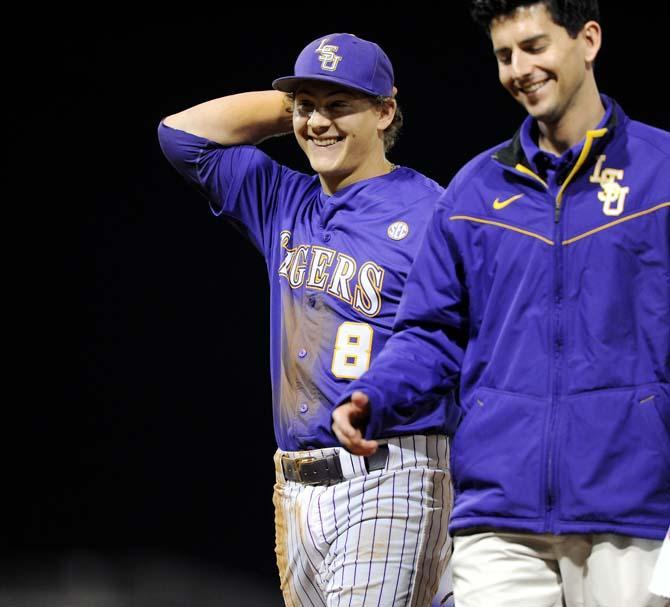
453;530;667;607
649;526;670;599
273;435;452;607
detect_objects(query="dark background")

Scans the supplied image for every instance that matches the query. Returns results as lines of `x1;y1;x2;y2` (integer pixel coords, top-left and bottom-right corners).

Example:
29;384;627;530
8;6;668;605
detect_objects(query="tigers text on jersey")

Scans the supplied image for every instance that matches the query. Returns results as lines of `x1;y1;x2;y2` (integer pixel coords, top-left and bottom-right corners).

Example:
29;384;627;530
158;123;458;450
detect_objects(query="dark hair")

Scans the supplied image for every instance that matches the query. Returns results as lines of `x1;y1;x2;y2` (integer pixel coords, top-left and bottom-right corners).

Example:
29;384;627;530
374;95;403;153
285;92;403;153
470;0;599;37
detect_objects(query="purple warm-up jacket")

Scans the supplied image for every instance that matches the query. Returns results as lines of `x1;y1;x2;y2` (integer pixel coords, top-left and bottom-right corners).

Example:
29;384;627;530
343;98;670;540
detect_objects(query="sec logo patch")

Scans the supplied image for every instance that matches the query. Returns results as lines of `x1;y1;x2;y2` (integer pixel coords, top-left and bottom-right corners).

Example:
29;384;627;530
387;221;409;241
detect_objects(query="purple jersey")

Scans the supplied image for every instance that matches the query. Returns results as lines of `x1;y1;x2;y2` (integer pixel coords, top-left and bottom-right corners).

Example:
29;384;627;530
158;123;458;450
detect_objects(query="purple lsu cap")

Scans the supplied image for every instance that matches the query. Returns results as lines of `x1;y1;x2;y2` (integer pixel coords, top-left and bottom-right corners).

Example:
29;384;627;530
272;33;394;97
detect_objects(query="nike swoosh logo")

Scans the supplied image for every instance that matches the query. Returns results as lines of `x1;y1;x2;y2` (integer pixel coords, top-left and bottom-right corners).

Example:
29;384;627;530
493;194;525;210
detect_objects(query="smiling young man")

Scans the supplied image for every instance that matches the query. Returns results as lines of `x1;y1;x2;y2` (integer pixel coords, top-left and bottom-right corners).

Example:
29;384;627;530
334;3;670;606
158;33;458;607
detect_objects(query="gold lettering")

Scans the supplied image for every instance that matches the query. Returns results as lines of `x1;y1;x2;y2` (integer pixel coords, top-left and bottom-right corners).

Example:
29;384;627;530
353;262;384;317
288;245;309;288
327;253;357;304
306;246;336;290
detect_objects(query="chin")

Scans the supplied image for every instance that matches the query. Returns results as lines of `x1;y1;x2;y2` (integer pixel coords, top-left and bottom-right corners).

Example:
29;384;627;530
310;160;338;175
310;151;347;173
523;101;556;123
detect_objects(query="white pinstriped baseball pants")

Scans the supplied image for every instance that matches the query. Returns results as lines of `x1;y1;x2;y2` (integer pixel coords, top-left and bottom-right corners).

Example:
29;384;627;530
273;435;452;607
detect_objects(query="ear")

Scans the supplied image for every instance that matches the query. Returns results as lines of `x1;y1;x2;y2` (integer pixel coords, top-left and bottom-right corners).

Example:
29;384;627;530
378;97;397;130
581;20;602;64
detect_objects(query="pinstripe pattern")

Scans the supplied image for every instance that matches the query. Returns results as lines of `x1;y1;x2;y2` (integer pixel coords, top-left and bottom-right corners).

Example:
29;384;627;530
273;435;452;607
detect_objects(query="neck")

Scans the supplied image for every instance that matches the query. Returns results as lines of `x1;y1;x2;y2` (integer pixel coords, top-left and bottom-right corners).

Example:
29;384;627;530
537;80;604;156
319;156;395;196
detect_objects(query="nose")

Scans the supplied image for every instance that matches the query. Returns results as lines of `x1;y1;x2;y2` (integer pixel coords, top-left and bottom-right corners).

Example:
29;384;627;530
307;107;331;129
510;49;533;79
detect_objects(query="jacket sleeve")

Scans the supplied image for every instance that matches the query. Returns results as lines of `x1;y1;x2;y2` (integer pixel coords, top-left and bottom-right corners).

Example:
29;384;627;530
342;185;468;439
157;121;282;254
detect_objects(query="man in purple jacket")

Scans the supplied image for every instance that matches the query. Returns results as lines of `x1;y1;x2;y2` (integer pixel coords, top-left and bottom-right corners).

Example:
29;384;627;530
335;2;670;605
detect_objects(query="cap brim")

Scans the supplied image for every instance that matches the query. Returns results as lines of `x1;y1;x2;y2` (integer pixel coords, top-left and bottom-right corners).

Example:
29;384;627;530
272;74;384;97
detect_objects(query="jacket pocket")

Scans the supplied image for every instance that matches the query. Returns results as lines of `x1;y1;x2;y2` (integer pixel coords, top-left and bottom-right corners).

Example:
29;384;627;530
638;385;670;467
558;383;670;525
452;387;549;519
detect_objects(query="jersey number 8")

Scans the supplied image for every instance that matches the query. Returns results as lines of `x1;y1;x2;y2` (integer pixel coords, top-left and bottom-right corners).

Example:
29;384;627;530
331;322;373;379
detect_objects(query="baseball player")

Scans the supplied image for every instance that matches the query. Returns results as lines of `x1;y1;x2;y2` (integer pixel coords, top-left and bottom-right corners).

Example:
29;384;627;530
335;2;670;606
158;33;459;607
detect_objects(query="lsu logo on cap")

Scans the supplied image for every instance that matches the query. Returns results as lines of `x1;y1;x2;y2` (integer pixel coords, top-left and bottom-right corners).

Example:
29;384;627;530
315;38;342;71
387;221;409;241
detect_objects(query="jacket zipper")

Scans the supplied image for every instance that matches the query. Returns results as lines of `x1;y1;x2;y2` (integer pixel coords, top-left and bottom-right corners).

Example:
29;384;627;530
508;161;560;526
503;127;608;529
544;128;607;528
547;194;564;530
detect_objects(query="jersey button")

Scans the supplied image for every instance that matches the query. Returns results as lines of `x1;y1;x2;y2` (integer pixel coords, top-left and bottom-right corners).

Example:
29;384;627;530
299;403;309;414
298;348;307;359
323;233;332;242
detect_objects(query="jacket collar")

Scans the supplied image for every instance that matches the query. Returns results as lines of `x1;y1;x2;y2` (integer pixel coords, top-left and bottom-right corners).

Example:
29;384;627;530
493;95;622;173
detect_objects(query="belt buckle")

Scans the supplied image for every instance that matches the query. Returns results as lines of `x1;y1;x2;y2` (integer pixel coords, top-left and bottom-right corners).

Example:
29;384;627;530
282;455;316;483
294;457;321;485
295;457;316;463
294;456;316;471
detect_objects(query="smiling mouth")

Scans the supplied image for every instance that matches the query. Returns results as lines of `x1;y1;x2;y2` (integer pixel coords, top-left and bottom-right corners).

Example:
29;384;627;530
518;79;550;94
309;137;344;147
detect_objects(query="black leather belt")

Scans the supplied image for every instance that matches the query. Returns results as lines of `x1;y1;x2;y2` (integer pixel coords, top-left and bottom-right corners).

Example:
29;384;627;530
281;445;389;485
